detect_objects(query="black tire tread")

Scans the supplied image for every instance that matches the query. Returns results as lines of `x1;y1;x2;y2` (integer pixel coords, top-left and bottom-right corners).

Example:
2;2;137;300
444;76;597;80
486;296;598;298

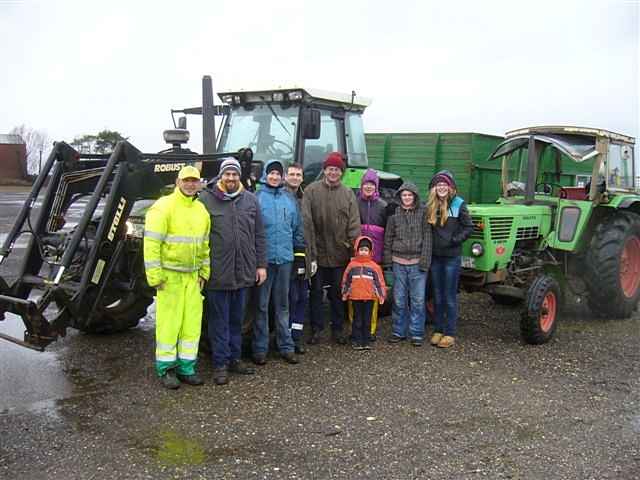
584;211;640;318
520;275;560;345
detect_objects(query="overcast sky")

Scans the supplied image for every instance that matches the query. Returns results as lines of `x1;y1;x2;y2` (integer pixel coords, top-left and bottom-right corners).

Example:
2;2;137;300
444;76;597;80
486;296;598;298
1;0;638;156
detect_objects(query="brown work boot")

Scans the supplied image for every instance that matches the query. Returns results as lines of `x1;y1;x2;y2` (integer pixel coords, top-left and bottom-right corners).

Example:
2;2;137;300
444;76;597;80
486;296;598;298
212;367;228;385
281;352;300;364
437;335;455;349
430;333;443;346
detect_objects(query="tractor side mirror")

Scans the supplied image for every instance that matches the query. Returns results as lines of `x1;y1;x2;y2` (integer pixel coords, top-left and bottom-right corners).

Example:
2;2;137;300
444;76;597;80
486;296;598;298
301;109;321;139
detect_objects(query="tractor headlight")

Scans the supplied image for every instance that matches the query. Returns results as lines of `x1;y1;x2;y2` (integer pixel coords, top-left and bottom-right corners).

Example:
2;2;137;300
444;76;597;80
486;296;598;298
471;242;484;257
126;220;145;239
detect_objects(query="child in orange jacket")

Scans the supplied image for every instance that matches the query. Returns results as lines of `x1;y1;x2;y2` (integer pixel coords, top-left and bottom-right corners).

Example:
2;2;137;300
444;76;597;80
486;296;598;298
341;236;387;350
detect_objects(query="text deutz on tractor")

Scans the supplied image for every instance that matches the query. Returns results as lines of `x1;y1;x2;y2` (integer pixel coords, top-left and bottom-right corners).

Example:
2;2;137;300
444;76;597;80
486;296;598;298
460;126;640;344
0;76;401;351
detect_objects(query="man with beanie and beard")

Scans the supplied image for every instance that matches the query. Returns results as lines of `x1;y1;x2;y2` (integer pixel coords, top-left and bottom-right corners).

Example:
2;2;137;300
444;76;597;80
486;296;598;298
302;152;361;345
198;158;267;385
253;160;305;366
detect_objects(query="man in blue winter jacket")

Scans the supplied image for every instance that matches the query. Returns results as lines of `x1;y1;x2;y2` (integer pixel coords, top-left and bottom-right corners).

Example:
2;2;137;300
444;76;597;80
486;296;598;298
253;160;306;365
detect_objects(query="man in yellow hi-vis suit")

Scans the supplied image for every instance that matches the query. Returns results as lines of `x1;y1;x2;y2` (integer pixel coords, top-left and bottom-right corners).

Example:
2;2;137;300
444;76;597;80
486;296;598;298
144;165;210;389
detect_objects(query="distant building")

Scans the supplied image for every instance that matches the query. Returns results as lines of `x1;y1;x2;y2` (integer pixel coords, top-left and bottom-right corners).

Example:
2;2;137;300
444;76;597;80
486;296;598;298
0;134;27;180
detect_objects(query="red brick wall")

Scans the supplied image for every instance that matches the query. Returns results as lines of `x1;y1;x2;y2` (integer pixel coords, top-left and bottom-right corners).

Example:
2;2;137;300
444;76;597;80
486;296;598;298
0;144;27;179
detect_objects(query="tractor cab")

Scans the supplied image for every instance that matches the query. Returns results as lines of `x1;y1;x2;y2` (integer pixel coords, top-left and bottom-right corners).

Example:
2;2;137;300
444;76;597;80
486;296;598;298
490;126;637;203
215;87;401;190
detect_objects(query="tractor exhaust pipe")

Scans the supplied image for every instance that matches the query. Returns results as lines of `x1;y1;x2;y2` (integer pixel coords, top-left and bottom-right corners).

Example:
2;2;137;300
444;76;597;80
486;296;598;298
202;75;216;154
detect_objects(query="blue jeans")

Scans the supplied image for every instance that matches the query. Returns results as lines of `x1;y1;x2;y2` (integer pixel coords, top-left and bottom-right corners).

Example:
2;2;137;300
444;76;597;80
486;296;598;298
253;262;294;355
430;255;461;336
289;276;308;342
309;266;345;334
207;288;247;368
391;263;427;340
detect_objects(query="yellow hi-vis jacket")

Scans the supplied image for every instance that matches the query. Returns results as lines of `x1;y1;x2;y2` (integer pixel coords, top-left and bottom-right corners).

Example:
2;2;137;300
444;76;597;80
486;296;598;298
143;187;211;287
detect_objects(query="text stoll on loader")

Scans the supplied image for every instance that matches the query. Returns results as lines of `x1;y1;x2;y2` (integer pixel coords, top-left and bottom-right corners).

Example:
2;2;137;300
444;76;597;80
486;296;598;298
0;76;401;351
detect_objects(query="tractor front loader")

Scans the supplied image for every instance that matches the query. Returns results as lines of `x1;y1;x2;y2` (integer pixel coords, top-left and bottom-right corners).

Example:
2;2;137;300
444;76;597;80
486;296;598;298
0;133;258;351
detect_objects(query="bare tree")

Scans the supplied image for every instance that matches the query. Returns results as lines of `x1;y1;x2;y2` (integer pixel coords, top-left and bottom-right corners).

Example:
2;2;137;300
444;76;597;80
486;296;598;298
9;124;50;175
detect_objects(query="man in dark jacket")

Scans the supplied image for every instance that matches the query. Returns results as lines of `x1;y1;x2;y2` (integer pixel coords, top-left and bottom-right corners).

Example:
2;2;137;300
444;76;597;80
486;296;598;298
198;158;267;385
302;152;361;345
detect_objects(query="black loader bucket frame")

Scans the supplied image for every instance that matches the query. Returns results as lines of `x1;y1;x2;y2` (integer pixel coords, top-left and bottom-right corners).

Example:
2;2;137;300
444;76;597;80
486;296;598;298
0;140;257;351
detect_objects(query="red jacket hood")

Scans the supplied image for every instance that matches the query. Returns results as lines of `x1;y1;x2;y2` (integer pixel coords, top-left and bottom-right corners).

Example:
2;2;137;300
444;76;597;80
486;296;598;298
353;235;375;259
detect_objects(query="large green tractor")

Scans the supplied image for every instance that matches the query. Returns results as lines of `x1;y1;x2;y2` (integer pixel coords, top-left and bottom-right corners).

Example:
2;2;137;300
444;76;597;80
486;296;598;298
460;126;640;344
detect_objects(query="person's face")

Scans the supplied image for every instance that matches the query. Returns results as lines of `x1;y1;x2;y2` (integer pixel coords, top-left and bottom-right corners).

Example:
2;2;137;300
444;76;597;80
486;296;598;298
400;190;415;208
177;177;201;197
324;166;343;185
361;181;376;198
266;169;282;188
285;167;303;189
435;182;450;199
358;246;371;256
221;170;240;192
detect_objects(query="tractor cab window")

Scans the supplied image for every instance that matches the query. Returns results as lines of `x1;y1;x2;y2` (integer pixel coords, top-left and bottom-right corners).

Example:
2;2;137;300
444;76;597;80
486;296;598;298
302;110;342;181
218;104;299;165
607;143;635;190
503;149;528;195
345;113;368;168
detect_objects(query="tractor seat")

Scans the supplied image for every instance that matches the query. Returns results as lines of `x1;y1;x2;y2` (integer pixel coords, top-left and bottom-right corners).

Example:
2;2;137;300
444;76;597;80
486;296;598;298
562;186;589;201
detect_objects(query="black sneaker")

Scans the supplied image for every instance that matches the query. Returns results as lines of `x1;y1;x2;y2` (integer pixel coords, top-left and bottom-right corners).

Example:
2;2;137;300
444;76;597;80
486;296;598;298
228;360;256;375
281;352;300;364
387;335;404;343
411;338;424;347
362;344;372;350
213;367;228;385
351;343;365;351
369;333;377;343
294;341;306;355
177;372;204;386
307;331;321;345
331;331;347;345
252;353;267;366
160;370;181;389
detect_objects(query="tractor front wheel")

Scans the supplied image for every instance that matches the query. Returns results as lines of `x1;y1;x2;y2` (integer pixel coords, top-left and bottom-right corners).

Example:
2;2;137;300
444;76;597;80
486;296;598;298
520;275;560;345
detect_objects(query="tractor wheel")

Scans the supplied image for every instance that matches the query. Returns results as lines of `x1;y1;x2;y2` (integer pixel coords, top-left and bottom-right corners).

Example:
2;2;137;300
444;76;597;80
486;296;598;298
79;289;153;334
585;212;640;318
490;294;523;306
520;275;560;344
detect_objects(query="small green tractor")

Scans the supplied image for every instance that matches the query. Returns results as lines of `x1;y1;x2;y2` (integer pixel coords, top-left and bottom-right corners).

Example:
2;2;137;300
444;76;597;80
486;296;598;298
460;126;640;344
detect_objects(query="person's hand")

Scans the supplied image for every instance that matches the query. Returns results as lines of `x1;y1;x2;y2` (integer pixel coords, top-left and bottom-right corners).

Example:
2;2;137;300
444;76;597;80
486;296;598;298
310;261;318;277
155;282;165;291
199;277;206;290
379;297;385;305
342;295;347;301
256;268;267;286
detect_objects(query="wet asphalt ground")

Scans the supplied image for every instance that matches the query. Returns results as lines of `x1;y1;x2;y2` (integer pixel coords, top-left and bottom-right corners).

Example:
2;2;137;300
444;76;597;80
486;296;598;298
0;189;639;479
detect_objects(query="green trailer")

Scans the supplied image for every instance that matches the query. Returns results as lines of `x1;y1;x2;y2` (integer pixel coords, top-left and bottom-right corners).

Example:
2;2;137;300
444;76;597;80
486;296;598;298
365;132;593;203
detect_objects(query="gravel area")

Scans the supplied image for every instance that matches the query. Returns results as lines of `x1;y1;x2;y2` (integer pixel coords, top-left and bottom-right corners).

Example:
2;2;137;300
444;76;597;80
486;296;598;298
1;292;638;480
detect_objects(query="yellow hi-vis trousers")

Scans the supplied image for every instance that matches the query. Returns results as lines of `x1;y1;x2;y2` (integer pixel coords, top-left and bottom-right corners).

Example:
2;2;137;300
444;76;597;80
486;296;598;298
155;270;203;376
347;300;379;335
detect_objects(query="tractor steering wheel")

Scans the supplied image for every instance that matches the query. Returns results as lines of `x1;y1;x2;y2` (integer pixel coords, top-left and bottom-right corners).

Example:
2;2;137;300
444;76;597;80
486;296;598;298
266;139;294;159
535;182;568;199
